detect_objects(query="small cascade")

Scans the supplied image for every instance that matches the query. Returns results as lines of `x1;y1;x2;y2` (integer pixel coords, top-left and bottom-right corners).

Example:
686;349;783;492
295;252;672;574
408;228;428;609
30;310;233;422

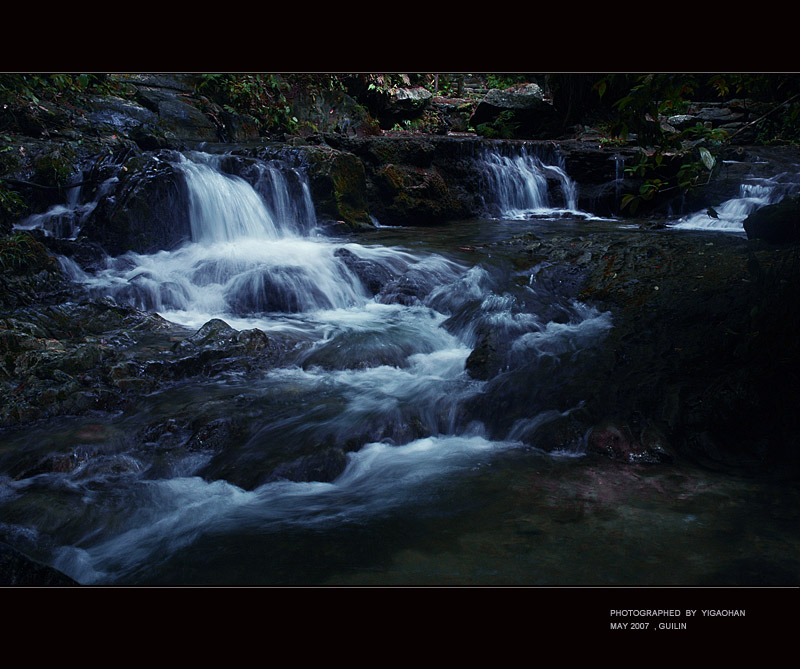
671;167;800;233
477;144;580;219
179;157;287;243
74;152;466;328
614;154;625;205
14;176;118;239
181;152;318;241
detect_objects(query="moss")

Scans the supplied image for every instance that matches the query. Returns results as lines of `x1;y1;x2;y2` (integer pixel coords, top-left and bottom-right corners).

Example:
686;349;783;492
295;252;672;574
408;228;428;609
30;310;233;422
303;148;371;229
376;164;405;195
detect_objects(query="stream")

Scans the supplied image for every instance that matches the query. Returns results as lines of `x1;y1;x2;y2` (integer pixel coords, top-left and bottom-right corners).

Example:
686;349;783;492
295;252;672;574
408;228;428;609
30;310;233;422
1;147;799;586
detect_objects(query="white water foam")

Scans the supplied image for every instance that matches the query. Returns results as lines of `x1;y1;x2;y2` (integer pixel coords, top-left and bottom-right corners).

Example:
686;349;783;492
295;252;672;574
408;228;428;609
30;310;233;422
52;432;520;584
672;168;800;233
9;150;621;584
478;145;587;220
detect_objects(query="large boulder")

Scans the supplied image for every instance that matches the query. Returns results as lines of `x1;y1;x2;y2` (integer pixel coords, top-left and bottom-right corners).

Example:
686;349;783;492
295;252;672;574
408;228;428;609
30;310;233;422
79;151;193;255
290;88;380;137
372;163;467;225
470;83;560;139
743;194;800;244
113;74;221;145
300;146;372;230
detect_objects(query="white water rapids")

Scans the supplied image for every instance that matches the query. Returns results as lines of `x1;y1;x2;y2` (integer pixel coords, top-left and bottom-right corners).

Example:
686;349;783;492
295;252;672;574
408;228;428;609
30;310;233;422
5;146;800;586
671;164;800;233
2;149;618;584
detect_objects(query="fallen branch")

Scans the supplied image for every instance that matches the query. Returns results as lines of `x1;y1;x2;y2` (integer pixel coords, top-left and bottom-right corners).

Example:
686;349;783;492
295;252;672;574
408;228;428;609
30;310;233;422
0;176;97;191
724;92;800;144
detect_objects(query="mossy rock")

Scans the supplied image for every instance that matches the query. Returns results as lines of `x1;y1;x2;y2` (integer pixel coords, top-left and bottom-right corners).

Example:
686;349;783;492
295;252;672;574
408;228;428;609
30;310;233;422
374;163;467;225
302;147;372;230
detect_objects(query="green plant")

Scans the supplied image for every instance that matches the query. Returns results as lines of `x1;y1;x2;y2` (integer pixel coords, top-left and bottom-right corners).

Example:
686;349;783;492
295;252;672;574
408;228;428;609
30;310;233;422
196;74;299;136
34;149;76;188
475;110;520;139
0;74;115;106
595;74;755;213
486;74;532;90
0;182;25;218
754;100;800;145
0;231;55;274
620;141;723;215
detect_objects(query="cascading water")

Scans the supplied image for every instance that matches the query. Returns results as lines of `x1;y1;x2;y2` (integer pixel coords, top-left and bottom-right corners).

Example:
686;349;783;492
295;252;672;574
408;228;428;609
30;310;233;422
3;145;796;587
671;165;800;233
14;175;119;239
478;144;581;219
1;149;621;586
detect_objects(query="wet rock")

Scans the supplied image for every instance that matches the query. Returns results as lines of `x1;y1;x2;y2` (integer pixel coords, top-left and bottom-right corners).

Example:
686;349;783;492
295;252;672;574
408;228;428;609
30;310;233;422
166;318;286;379
290;87;381;138
128;77;219;144
743;194;800;244
0;298;184;427
377;269;437;306
373;163;467;225
300;146;372;230
262;447;349;484
0;541;78;585
465;324;503;381
334;247;394;295
79;153;193;255
86;95;159;136
185;417;245;453
587;420;673;464
225;267;334;314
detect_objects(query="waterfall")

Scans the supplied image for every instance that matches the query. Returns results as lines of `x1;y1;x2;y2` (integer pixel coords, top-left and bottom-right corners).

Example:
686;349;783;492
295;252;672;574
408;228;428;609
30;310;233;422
477;144;579;219
180;152;318;242
614;155;625;205
76;152;466;329
671;167;800;233
3;148;623;586
14;176;118;239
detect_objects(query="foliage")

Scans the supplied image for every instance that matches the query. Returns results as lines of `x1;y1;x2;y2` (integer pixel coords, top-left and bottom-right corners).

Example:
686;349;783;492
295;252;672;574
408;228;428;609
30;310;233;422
360;73;414;94
593;74;800;213
594;74;697;146
475;110;520;139
593;74;788;213
34;147;77;188
753;100;800;145
0;231;55;274
196;74;300;136
425;74;466;96
0;74;114;104
485;74;533;90
0;181;25;218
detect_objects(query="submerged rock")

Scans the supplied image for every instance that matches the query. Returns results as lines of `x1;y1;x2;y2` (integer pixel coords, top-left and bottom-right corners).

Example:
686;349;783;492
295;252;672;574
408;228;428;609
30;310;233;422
334;247;394;295
262;447;349;484
0;541;78;585
587;420;673;464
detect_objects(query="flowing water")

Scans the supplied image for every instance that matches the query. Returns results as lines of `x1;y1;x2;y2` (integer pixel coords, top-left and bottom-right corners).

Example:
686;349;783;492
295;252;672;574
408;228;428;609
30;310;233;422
2;147;799;586
670;162;800;233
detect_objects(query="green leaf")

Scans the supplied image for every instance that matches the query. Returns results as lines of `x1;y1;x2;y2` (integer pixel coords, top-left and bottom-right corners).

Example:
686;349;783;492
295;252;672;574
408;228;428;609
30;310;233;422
699;147;716;171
